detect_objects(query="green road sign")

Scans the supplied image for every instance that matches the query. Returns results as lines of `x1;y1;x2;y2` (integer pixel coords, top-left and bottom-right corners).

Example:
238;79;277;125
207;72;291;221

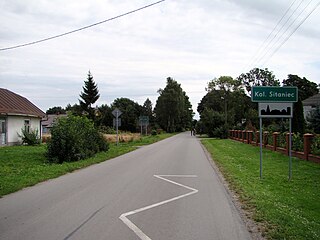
251;86;298;102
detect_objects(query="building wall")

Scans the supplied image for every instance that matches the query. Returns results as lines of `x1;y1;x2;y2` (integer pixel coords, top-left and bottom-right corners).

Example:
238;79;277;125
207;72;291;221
7;115;41;145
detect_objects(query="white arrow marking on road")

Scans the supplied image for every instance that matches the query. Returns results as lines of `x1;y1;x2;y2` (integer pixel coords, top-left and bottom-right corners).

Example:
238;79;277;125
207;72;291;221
119;175;198;240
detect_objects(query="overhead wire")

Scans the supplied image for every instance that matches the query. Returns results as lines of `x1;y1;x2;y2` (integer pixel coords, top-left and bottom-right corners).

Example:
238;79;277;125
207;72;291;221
253;0;305;66
0;0;166;51
261;0;320;66
242;0;299;72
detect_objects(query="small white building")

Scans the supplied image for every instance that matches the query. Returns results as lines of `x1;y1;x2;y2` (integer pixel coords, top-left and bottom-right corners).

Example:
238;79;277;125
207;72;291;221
0;88;45;146
303;93;320;120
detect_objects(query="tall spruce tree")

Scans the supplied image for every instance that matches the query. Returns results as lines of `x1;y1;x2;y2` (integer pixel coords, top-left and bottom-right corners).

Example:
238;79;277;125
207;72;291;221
79;71;100;119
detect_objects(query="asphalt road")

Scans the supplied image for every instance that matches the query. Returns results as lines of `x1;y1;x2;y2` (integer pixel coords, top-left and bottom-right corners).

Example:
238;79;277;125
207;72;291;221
0;132;251;240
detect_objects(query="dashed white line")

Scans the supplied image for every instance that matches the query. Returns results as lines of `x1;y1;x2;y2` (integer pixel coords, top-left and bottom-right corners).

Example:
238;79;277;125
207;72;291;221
119;175;198;240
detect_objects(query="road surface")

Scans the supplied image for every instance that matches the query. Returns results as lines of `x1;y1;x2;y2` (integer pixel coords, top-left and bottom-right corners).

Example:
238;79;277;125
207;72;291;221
0;132;251;240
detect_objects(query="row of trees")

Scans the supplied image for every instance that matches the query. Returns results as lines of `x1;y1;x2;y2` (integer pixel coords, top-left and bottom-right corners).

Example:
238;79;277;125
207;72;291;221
47;73;194;133
196;68;319;138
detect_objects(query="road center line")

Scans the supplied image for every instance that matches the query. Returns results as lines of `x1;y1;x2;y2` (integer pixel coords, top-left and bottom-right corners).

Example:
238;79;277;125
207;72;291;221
119;175;198;240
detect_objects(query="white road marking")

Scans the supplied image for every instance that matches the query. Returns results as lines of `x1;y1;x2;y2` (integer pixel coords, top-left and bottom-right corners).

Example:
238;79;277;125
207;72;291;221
119;175;198;240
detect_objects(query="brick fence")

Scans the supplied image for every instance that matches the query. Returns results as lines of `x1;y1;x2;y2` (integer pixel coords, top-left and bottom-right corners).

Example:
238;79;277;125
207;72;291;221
229;130;320;164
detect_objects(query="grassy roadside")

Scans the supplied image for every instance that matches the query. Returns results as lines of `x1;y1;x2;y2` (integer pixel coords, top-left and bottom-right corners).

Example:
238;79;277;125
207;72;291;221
201;139;320;240
0;133;174;197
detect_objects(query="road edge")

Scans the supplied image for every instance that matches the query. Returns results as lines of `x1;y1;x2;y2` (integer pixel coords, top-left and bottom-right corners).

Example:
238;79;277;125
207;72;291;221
198;138;265;240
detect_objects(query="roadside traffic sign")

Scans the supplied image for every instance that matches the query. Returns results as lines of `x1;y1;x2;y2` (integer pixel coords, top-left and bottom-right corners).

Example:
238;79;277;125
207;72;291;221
112;108;122;117
251;86;298;102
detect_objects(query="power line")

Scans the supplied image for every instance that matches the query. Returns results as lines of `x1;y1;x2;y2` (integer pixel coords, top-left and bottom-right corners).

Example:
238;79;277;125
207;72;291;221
262;0;320;66
0;0;166;51
257;0;314;66
242;0;299;72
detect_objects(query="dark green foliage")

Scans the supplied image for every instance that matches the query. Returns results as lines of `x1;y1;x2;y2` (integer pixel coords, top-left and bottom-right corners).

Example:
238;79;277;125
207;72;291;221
154;77;193;132
292;133;303;152
200;108;225;137
46;106;66;114
283;74;318;134
46;116;108;163
18;128;41;145
307;107;320;133
151;129;157;136
79;71;100;119
292;99;305;134
237;68;280;94
212;124;229;139
282;74;319;101
111;98;142;132
311;135;320;155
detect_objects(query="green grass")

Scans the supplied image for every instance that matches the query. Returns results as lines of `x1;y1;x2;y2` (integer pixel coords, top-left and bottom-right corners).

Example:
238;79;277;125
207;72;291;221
0;133;174;197
202;139;320;239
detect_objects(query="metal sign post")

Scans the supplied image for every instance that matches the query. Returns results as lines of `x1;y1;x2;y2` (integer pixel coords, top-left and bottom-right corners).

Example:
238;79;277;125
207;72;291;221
252;86;298;180
112;108;122;146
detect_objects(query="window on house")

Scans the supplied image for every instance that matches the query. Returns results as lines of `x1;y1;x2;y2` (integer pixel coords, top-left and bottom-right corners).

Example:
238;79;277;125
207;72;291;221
24;119;30;133
0;119;6;145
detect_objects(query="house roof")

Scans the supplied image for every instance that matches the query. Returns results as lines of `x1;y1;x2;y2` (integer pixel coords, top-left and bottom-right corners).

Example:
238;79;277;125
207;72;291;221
0;88;45;118
302;93;320;107
42;114;67;128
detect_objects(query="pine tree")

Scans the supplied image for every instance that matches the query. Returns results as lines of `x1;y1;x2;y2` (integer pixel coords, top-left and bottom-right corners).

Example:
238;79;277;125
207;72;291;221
79;71;100;118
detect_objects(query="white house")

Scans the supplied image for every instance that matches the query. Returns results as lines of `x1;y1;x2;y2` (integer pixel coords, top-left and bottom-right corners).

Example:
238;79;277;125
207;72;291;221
0;88;45;146
302;93;320;120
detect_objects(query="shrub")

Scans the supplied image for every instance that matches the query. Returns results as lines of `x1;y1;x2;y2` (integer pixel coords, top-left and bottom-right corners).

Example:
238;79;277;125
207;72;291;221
311;135;320;156
292;133;303;152
46;116;109;163
151;129;157;136
18;128;41;145
212;124;229;139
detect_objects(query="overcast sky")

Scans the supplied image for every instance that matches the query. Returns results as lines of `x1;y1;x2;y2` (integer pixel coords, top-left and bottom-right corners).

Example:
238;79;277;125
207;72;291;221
1;0;320;118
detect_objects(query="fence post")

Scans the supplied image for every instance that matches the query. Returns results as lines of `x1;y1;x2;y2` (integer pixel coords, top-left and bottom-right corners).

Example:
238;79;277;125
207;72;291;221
242;130;246;143
255;131;260;146
248;131;253;144
263;131;269;148
304;133;314;160
273;132;279;151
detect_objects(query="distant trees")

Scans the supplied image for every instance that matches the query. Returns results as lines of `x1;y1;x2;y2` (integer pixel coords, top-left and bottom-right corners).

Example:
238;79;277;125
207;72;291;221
237;67;280;94
283;74;319;134
46;106;66;114
198;76;255;138
111;98;142;132
154;77;193;132
79;71;100;119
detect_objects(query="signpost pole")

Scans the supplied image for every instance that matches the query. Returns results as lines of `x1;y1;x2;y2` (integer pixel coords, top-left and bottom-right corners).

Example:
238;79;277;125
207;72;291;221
259;117;263;179
289;118;292;181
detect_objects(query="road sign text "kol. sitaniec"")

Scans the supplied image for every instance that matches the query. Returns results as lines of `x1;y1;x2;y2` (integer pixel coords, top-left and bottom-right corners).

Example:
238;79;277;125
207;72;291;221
251;86;298;102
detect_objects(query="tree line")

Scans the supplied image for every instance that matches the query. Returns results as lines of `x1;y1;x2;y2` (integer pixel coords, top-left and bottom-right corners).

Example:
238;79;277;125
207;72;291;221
47;68;319;137
196;68;319;138
46;72;194;133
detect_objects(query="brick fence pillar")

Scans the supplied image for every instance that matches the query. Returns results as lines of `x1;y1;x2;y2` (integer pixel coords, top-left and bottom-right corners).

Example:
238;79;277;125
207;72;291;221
263;131;269;148
247;131;253;144
304;133;314;160
273;132;280;151
255;131;260;146
242;130;246;143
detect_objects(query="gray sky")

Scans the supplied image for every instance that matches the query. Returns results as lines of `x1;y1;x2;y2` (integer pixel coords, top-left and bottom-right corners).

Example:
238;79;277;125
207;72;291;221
1;0;320;118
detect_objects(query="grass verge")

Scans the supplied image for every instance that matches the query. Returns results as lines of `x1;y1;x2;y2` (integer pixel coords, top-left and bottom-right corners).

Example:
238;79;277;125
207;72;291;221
201;139;320;240
0;133;174;197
